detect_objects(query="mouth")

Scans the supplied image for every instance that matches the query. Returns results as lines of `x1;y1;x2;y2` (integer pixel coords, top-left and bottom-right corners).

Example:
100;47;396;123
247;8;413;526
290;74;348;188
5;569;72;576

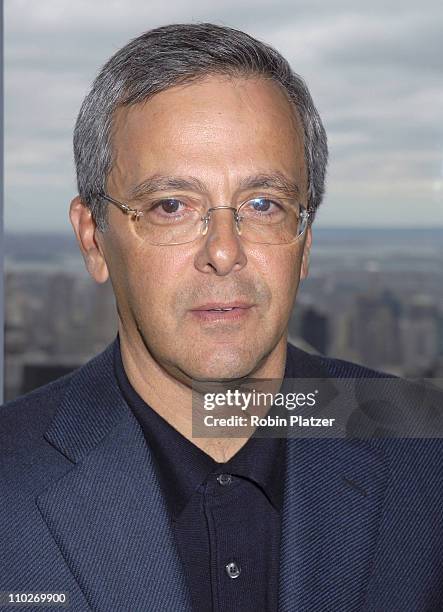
190;302;254;322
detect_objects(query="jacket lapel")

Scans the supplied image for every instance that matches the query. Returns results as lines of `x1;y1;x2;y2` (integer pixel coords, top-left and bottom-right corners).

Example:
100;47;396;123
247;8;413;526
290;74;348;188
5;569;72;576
36;342;193;612
278;437;389;611
278;346;390;611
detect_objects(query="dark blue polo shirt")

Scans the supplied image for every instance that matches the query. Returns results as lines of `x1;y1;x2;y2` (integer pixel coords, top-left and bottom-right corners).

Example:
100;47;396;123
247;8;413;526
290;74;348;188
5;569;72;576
113;337;286;612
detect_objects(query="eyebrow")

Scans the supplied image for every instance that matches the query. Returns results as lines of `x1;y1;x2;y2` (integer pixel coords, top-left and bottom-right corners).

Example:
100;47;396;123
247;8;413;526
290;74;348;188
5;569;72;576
128;171;300;200
129;175;207;199
238;173;300;198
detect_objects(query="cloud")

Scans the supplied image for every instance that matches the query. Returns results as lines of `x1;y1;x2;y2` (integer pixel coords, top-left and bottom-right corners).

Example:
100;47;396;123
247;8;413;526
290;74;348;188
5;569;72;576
4;0;443;231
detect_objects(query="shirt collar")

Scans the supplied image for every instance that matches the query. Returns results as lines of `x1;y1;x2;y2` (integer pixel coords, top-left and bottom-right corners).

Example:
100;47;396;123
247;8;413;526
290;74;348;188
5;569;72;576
113;334;286;518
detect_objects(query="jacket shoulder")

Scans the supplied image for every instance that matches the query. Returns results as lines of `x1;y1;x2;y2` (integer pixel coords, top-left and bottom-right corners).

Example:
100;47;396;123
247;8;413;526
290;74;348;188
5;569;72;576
286;342;443;463
0;339;116;449
286;341;394;379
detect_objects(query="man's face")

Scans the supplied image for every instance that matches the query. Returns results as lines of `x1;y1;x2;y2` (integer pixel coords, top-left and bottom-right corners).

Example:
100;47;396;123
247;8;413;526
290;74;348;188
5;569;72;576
96;75;311;382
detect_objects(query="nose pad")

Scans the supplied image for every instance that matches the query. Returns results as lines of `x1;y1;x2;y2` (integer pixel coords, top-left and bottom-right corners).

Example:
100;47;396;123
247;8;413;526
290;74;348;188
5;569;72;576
201;207;242;238
201;216;210;236
234;213;242;236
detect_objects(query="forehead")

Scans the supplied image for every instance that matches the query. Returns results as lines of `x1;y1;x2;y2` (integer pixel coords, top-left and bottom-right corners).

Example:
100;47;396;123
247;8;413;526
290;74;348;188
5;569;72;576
109;75;306;192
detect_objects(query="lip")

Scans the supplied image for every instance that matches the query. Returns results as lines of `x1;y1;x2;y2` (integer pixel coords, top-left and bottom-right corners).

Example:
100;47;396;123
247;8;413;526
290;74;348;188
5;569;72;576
191;302;253;311
190;302;254;322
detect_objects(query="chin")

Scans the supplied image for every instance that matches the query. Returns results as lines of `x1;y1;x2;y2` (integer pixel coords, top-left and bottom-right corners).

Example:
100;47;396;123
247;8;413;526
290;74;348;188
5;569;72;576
176;344;265;383
185;367;251;383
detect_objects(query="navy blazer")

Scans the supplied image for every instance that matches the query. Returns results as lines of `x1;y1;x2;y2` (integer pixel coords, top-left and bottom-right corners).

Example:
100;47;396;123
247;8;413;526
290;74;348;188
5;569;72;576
1;338;442;611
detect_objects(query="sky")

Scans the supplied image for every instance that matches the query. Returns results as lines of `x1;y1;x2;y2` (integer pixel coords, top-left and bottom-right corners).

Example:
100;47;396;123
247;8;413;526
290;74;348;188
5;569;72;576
4;0;443;232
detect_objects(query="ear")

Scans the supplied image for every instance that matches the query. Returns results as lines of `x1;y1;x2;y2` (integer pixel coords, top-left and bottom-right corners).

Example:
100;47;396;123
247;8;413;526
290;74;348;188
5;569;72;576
300;225;312;280
69;196;109;284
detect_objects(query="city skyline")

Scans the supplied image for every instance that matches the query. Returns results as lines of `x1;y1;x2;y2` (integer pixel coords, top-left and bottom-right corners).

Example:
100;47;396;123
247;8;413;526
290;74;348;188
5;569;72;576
4;0;443;232
4;227;443;400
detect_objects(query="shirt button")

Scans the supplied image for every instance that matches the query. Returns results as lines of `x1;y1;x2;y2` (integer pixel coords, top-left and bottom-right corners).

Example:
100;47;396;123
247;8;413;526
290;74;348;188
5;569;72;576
225;561;241;579
217;473;232;486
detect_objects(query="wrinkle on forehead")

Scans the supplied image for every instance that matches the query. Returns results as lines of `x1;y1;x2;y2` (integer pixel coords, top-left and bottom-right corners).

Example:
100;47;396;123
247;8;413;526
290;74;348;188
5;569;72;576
107;75;307;199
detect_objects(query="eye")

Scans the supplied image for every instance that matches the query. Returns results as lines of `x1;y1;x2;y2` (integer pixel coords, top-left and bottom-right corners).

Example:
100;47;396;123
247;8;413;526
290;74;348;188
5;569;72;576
244;198;282;214
251;198;274;212
142;197;202;226
152;198;185;215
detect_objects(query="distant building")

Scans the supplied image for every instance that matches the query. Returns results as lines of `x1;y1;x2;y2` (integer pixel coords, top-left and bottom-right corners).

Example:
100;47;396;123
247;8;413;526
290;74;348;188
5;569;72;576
22;362;80;395
338;289;403;370
401;294;440;374
3;267;117;401
289;305;329;355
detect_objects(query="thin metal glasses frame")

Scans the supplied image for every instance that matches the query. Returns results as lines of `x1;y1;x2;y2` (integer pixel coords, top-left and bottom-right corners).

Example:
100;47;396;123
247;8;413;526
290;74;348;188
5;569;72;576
99;192;310;245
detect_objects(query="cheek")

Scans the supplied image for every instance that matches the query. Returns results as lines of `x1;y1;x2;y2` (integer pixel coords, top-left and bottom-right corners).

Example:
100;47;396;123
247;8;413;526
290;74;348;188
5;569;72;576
251;245;302;302
129;245;190;313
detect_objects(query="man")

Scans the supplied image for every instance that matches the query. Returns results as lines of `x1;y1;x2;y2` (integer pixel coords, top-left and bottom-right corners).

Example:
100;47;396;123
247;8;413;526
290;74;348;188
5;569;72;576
1;23;442;612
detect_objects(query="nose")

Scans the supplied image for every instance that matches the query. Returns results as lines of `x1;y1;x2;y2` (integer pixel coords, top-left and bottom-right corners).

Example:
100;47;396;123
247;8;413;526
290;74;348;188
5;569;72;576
194;207;247;276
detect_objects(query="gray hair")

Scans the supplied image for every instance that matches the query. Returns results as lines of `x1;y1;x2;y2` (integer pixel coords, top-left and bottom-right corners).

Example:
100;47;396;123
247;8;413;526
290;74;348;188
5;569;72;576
73;22;328;231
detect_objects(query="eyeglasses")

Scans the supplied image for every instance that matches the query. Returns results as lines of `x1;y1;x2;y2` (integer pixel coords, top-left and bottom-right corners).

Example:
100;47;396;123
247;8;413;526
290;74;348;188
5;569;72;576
99;192;310;246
